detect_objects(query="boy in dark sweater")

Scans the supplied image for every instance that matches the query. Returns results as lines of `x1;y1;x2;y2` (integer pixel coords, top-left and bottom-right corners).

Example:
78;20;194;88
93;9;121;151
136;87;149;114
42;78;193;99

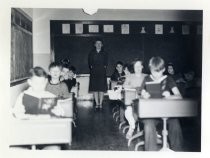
141;56;183;151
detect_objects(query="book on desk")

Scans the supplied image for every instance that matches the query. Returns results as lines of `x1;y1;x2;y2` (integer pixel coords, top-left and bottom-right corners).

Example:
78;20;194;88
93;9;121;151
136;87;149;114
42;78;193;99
57;98;73;118
22;93;57;115
22;93;74;118
145;75;167;98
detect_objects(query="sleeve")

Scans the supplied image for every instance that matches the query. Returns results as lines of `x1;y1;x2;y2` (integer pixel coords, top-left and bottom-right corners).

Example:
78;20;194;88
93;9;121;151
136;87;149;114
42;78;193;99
12;93;26;117
111;71;118;81
141;77;147;90
72;78;77;87
166;76;177;90
61;82;71;98
88;51;93;69
104;51;108;67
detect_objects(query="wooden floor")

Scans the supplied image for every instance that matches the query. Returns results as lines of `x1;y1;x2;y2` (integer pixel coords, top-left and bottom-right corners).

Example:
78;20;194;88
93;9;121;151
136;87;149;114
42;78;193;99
70;98;201;151
71;99;129;150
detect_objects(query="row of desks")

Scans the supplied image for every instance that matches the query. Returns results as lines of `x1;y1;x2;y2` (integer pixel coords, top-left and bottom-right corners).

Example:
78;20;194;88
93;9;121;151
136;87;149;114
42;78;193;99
112;88;198;151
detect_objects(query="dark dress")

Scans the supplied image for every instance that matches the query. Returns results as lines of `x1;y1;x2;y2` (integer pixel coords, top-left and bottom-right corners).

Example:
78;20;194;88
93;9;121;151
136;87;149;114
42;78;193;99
88;50;108;92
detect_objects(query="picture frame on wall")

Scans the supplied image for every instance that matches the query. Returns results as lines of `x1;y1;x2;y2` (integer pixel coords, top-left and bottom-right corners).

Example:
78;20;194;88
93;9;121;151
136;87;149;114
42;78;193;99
155;24;163;34
182;25;190;35
75;24;83;34
62;24;70;34
88;25;99;33
103;25;114;33
121;24;129;34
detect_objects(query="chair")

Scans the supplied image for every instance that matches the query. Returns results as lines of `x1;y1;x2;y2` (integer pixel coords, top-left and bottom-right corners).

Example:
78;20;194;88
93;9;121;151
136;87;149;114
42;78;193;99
71;82;80;98
108;82;122;122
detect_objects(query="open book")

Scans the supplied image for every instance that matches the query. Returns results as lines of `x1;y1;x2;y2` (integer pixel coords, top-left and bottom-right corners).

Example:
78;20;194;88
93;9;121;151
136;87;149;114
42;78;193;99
57;98;74;118
22;93;57;115
145;75;167;98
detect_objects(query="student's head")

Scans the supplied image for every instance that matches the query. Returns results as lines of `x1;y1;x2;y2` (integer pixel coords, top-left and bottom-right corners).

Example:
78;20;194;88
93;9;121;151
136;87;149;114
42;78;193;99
61;64;70;80
123;63;131;76
61;58;70;67
94;39;103;50
115;61;124;73
48;62;62;80
149;56;165;80
167;62;175;75
131;59;144;74
184;70;195;81
27;67;48;92
69;66;76;78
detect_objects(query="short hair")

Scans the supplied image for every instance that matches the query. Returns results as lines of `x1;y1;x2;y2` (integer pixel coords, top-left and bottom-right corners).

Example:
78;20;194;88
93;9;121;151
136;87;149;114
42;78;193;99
116;61;124;67
130;58;143;73
131;58;143;66
69;66;76;73
149;56;165;72
62;64;70;70
123;63;132;72
49;62;62;70
29;67;47;78
167;62;174;67
61;58;70;66
94;39;103;45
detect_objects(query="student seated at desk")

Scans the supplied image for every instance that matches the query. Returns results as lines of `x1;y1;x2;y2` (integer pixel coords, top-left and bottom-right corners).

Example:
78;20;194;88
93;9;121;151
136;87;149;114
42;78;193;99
46;62;71;99
60;64;79;120
12;66;63;150
141;56;183;151
60;64;79;96
123;59;147;139
123;63;132;77
111;61;126;86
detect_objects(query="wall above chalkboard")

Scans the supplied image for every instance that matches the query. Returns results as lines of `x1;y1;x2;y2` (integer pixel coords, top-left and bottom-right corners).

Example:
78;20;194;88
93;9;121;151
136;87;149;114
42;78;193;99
50;20;202;36
10;9;33;86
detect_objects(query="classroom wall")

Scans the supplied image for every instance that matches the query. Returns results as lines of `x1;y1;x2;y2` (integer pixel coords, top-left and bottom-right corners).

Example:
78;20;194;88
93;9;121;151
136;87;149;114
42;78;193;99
32;9;202;97
33;9;202;60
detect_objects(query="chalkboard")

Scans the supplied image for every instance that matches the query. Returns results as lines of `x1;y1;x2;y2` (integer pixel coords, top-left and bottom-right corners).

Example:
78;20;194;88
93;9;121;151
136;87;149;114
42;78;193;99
53;35;144;76
10;9;33;86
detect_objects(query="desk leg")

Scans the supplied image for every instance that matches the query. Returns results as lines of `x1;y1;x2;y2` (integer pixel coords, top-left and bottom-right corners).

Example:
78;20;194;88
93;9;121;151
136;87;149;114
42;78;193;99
160;118;173;152
69;120;72;146
31;145;36;150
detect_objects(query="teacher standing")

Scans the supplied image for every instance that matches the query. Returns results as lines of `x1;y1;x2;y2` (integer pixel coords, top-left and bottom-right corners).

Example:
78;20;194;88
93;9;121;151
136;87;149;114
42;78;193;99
88;39;108;110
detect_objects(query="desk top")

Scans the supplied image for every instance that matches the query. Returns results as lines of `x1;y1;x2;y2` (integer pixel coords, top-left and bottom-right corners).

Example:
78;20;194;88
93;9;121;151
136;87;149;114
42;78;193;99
134;98;198;118
11;114;72;122
9;115;72;146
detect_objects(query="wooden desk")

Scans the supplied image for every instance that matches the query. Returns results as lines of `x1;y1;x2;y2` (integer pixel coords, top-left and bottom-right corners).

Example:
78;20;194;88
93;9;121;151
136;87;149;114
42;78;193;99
9;117;73;149
133;98;198;151
122;88;137;105
134;99;198;118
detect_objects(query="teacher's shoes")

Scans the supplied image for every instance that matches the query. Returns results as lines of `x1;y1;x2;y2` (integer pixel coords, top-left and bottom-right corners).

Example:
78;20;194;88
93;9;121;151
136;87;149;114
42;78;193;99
94;105;99;111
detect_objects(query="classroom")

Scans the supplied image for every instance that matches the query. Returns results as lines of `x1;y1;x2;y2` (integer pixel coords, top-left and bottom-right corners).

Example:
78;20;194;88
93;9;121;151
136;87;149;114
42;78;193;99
9;8;202;151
